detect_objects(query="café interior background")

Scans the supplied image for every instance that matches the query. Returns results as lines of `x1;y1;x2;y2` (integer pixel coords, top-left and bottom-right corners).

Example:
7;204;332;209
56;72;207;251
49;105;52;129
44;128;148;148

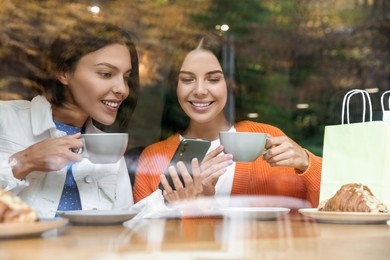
0;0;389;156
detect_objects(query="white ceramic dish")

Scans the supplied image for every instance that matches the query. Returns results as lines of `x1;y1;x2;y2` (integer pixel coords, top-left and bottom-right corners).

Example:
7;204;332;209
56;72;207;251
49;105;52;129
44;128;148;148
298;208;390;224
0;218;68;239
220;207;290;220
57;209;137;225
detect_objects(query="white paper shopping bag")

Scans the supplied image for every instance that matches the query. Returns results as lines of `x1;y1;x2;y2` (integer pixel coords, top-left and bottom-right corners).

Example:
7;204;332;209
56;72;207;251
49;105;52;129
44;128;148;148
381;90;390;122
321;89;390;205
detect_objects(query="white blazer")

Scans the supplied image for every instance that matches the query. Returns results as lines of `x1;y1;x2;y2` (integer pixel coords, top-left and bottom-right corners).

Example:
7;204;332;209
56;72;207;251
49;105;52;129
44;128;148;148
0;96;134;218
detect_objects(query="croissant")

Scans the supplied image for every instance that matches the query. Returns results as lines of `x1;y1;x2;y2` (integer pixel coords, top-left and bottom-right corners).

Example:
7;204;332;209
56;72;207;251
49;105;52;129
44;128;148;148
0;187;38;223
318;183;388;213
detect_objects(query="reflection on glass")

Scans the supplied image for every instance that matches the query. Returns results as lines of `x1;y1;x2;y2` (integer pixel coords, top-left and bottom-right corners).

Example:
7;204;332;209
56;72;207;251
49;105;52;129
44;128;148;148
114;196;320;259
1;1;389;153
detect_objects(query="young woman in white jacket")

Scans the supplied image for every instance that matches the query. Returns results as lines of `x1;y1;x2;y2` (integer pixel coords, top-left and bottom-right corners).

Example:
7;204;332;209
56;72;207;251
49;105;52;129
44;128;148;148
0;22;139;218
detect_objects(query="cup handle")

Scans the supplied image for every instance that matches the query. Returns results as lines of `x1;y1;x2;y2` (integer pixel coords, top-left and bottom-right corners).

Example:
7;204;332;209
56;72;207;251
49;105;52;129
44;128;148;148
262;136;271;155
71;138;87;157
71;147;83;154
262;147;271;155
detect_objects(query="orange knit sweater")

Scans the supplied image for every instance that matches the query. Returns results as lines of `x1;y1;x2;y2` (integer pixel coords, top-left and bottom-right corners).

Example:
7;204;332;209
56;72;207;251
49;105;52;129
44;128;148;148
133;120;322;207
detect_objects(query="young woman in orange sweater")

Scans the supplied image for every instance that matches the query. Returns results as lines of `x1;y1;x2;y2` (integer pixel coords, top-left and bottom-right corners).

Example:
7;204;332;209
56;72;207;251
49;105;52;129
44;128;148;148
133;38;322;207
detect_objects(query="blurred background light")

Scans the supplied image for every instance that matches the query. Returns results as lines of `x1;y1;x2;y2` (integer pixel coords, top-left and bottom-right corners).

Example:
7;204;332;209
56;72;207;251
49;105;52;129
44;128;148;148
88;5;100;14
220;24;229;31
365;88;379;93
247;113;259;118
296;104;309;109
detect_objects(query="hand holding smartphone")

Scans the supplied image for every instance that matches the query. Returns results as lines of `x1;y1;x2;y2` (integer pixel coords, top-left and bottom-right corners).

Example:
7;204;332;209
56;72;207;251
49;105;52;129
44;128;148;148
159;138;211;191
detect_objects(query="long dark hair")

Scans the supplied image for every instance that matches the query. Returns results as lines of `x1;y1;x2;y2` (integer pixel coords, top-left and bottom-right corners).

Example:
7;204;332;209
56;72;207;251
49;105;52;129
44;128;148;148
44;21;139;110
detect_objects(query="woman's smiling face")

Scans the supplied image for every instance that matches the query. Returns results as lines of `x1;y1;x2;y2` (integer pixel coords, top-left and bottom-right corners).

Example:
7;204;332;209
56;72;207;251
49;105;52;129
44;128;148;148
59;43;132;126
177;49;228;124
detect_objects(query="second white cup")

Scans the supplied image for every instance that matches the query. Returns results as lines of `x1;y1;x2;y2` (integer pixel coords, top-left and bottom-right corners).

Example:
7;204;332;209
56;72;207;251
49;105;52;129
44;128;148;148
219;132;268;162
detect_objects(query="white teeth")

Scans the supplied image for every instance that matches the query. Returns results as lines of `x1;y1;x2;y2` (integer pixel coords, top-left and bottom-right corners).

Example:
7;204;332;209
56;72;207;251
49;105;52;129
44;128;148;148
192;102;211;107
102;100;119;108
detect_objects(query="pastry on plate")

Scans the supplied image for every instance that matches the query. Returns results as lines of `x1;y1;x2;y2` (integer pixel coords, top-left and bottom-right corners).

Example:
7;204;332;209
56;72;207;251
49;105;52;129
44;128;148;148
0;187;38;223
318;183;388;213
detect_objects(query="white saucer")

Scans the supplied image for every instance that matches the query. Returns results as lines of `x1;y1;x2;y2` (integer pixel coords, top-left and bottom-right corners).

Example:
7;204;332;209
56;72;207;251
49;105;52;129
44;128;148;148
220;207;290;220
57;209;137;225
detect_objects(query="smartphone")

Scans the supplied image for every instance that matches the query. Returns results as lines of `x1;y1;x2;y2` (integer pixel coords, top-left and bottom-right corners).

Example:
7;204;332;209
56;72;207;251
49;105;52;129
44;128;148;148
159;138;211;191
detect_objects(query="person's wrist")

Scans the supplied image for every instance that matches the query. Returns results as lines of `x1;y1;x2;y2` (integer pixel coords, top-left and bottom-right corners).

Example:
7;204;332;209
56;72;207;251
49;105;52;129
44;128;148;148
297;150;309;173
9;154;29;180
8;157;18;168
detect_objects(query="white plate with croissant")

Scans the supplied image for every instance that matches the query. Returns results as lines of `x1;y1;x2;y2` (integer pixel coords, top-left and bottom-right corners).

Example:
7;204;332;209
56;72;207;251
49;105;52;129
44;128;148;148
0;218;68;238
299;208;390;224
304;183;390;224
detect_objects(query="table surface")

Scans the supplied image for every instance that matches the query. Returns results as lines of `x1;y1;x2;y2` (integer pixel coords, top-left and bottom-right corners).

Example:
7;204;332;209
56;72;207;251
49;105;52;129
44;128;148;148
1;213;390;260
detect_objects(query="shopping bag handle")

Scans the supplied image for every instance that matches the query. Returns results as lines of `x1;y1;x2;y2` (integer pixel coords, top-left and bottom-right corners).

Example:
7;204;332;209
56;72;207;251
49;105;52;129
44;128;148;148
380;90;390;112
341;89;372;124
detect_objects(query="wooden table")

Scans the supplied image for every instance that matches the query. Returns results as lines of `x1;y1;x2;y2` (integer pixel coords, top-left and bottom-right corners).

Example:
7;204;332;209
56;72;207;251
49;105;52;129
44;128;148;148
1;214;390;260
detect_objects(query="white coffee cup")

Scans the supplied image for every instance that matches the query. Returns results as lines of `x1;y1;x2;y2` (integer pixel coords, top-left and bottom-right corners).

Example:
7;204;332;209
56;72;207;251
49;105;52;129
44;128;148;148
77;133;128;164
219;132;268;162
